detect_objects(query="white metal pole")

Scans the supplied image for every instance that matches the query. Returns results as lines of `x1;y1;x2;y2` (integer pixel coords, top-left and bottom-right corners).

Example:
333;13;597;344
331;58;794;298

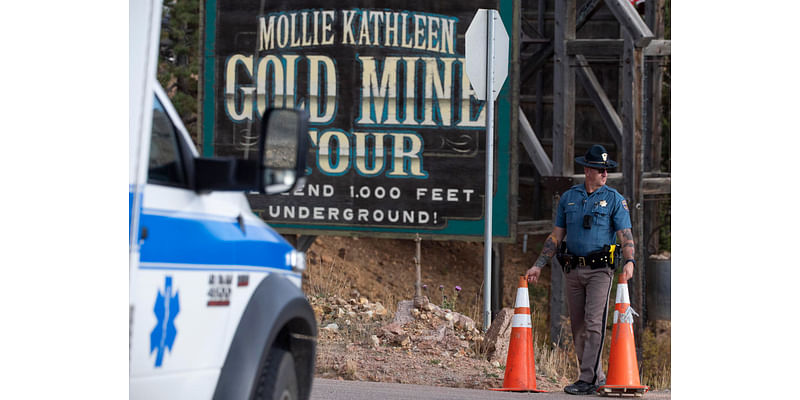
482;10;495;332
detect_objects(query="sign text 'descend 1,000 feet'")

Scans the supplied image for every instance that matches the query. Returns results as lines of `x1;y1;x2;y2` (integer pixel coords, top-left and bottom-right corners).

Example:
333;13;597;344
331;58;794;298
202;0;516;240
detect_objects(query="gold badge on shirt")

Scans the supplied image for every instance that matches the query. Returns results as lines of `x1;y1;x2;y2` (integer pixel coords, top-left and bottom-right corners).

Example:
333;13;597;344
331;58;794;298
599;200;607;207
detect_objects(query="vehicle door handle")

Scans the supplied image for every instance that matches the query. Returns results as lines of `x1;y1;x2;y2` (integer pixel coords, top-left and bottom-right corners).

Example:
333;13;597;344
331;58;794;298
141;226;148;240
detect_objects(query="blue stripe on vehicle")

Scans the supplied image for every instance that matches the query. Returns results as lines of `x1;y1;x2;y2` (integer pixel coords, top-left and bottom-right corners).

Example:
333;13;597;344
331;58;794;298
139;262;300;277
138;211;292;270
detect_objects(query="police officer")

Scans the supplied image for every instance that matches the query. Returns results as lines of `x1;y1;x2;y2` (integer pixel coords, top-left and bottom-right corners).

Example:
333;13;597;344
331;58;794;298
525;144;636;396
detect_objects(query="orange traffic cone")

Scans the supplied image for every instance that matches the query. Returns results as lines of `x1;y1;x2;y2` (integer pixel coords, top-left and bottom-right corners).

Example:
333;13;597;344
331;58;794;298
490;276;545;392
598;275;649;396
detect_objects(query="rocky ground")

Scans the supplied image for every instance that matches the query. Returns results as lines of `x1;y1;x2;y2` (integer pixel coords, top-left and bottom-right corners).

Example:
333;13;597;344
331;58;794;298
300;234;570;391
299;235;670;391
308;293;567;391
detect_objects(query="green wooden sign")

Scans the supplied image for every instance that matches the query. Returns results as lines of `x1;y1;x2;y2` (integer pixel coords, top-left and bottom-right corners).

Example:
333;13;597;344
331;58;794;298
202;0;517;241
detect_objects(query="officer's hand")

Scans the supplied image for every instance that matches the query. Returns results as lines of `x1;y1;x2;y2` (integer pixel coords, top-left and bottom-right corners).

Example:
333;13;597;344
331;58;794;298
526;266;542;284
621;262;634;282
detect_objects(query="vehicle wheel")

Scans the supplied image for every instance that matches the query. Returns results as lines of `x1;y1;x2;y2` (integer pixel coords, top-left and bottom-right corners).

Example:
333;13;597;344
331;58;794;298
254;347;298;400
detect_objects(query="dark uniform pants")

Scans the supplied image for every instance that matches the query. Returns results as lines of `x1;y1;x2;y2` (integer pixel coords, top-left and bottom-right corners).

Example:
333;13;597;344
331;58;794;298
565;266;613;385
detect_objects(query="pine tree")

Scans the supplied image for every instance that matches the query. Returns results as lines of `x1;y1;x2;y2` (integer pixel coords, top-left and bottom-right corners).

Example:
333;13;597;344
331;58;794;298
158;0;200;143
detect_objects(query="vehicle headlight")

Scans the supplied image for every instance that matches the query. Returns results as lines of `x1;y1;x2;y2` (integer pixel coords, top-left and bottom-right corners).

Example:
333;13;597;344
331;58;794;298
287;249;306;273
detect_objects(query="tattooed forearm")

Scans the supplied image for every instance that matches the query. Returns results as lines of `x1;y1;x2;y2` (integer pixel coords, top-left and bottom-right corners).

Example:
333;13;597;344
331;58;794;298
534;234;559;268
618;228;635;261
620;228;634;242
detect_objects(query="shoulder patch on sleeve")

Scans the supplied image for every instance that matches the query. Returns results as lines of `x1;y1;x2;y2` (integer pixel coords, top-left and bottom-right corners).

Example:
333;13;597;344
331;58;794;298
622;199;629;211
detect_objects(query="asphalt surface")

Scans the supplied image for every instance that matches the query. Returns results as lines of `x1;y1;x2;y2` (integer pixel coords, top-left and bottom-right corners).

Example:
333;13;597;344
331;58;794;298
309;378;671;400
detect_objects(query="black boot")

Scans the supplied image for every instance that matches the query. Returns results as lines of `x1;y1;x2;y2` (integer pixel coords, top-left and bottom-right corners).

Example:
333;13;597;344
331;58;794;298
564;380;596;395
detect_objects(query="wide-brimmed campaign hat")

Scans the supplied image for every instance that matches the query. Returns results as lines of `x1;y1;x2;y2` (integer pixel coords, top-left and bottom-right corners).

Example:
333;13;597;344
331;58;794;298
575;144;618;169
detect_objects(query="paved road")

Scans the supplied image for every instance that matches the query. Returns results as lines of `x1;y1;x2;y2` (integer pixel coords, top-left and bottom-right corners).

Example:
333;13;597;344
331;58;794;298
309;378;671;400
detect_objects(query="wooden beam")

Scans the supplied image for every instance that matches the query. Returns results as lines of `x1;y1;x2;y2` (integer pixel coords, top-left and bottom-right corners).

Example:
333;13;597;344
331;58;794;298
519;106;553;176
571;172;619;187
604;0;654;47
576;0;604;27
567;39;623;56
622;33;644;207
520;43;554;86
622;29;646;361
520;94;602;106
535;0;546;139
564;39;670;57
553;0;576;176
570;173;669;193
644;1;667;173
644;39;670;56
575;55;623;148
520;0;603;85
643;0;667;263
641;177;670;196
517;220;553;235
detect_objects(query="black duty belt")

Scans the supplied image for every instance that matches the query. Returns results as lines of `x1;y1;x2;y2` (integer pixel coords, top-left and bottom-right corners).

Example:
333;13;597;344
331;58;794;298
556;244;616;273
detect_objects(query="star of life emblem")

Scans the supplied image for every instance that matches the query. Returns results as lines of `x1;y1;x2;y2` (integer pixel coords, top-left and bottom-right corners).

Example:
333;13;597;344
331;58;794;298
151;276;180;367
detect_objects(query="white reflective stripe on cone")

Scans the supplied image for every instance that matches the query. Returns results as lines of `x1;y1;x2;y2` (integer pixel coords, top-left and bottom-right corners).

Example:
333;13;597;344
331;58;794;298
515;287;530;308
615;283;630;304
511;313;532;328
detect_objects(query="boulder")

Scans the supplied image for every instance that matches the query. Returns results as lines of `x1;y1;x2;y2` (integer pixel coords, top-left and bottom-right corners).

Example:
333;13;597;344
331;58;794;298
373;303;388;316
417;323;447;342
381;322;406;336
413;295;429;309
393;300;415;325
453;313;476;332
484;307;514;364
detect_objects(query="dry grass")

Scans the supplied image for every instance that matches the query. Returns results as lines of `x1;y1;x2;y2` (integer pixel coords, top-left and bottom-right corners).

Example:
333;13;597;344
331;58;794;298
640;320;671;389
303;254;351;300
537;317;671;390
532;312;577;383
529;316;670;390
304;255;397;349
464;282;485;325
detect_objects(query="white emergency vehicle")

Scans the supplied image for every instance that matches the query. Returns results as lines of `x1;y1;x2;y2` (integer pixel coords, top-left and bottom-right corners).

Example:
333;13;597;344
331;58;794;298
129;1;316;399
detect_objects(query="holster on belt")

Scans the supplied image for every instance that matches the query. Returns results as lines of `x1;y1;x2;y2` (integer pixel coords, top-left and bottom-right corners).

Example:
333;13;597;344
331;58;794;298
556;242;572;273
559;244;617;273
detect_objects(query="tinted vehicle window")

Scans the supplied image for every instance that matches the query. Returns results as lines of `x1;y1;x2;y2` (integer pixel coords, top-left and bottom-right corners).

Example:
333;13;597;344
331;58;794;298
148;96;186;186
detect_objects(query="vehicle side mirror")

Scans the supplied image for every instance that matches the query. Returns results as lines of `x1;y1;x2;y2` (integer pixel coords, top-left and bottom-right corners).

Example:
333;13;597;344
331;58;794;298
259;108;309;194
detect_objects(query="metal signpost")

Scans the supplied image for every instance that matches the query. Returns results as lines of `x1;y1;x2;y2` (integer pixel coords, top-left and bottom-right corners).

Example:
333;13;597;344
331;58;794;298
465;9;508;331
